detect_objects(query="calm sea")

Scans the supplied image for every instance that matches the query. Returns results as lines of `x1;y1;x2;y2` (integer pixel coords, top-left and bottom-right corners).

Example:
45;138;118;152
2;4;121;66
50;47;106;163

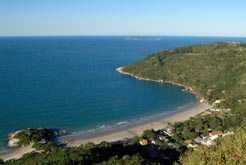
0;36;246;152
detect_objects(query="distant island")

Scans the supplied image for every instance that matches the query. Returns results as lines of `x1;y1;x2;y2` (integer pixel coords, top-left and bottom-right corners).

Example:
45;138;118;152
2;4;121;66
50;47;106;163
125;36;161;40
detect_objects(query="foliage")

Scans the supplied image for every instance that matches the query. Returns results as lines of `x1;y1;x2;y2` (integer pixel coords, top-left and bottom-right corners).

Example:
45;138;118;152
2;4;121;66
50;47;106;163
95;154;144;165
142;129;156;140
14;128;54;146
32;141;55;151
122;42;246;164
6;142;149;165
123;42;246;140
123;42;246;104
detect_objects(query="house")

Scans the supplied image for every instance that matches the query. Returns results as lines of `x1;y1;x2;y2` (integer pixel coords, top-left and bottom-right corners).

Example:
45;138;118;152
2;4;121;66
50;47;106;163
214;100;222;104
209;131;223;140
166;128;173;134
38;139;47;144
194;137;203;144
185;139;198;148
222;131;234;137
162;130;172;136
184;139;193;145
139;139;148;146
209;130;223;136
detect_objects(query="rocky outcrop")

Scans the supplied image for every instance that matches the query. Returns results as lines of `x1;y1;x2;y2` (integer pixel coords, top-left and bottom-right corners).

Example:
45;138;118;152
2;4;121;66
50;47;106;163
7;130;23;147
8;138;20;147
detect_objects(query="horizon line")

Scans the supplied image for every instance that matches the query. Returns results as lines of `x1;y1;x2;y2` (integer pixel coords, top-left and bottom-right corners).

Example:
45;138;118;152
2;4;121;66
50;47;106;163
0;34;246;38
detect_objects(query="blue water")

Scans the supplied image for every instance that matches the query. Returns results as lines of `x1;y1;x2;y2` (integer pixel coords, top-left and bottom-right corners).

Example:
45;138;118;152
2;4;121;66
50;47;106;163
0;36;246;152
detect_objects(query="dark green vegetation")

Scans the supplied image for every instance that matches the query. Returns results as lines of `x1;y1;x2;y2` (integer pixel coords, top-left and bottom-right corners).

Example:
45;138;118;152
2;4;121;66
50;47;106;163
123;42;246;104
123;42;246;129
123;42;246;164
6;43;246;164
14;128;54;146
6;140;180;165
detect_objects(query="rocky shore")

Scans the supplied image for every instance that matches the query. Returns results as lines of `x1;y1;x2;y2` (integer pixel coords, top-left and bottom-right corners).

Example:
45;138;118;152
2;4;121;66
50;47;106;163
116;67;203;101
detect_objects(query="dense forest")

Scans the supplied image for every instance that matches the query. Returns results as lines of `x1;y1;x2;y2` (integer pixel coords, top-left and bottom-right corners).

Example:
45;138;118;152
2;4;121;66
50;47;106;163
123;42;246;104
5;42;246;164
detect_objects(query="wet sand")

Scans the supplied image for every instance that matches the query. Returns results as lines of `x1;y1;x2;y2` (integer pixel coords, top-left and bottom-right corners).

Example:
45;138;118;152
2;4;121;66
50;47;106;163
66;102;211;147
0;146;34;162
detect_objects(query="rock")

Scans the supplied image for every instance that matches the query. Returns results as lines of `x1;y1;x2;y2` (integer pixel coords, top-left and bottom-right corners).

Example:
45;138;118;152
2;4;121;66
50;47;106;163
8;138;19;147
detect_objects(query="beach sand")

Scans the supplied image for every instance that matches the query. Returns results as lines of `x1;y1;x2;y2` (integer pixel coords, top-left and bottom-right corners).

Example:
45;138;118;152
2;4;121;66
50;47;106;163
0;146;34;162
68;102;211;147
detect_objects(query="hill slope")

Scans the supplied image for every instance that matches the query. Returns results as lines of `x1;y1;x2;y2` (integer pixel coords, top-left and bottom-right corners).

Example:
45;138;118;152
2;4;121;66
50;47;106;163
121;42;246;164
122;42;246;104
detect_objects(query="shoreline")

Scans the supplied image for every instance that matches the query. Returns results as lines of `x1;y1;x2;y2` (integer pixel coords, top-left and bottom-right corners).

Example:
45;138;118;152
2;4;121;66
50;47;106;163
59;102;198;141
116;67;200;99
0;102;209;161
62;102;211;147
0;146;34;162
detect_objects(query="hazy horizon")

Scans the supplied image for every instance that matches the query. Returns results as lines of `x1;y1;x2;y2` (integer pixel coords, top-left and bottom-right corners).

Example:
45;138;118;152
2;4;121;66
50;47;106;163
1;35;246;38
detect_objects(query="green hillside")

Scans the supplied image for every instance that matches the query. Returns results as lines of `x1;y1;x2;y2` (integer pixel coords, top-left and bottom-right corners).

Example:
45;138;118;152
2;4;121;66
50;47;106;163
122;42;246;164
123;42;246;104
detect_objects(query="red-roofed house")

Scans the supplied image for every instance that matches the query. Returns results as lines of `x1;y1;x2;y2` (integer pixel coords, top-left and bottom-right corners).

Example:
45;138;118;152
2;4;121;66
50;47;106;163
209;131;223;140
184;139;193;144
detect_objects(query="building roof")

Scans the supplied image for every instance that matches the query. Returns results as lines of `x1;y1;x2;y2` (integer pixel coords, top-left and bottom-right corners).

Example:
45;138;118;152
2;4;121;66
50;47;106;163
194;137;202;143
209;130;223;136
139;139;148;146
185;139;193;144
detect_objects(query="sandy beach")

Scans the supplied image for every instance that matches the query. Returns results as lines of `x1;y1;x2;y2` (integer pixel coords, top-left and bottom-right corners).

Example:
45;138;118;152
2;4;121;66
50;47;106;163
67;102;211;147
0;146;34;162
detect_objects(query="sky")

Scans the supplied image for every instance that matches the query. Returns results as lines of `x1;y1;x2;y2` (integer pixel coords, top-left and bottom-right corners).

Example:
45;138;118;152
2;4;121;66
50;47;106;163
0;0;246;36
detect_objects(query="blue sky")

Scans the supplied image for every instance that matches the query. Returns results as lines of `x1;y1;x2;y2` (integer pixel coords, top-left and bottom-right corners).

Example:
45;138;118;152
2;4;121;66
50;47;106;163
1;0;246;36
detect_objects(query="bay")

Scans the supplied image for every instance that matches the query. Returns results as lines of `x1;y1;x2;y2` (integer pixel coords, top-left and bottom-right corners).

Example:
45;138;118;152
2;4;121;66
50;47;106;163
0;36;246;152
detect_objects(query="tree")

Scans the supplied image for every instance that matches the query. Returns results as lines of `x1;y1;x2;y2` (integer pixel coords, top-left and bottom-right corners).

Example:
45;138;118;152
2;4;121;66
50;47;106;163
142;129;155;140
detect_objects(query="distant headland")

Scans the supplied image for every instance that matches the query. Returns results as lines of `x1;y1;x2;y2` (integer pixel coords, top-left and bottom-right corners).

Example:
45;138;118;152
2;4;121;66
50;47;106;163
125;36;161;40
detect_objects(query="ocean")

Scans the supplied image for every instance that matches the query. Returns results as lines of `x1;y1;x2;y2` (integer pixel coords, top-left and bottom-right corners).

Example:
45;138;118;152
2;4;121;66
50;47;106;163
0;36;246;152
